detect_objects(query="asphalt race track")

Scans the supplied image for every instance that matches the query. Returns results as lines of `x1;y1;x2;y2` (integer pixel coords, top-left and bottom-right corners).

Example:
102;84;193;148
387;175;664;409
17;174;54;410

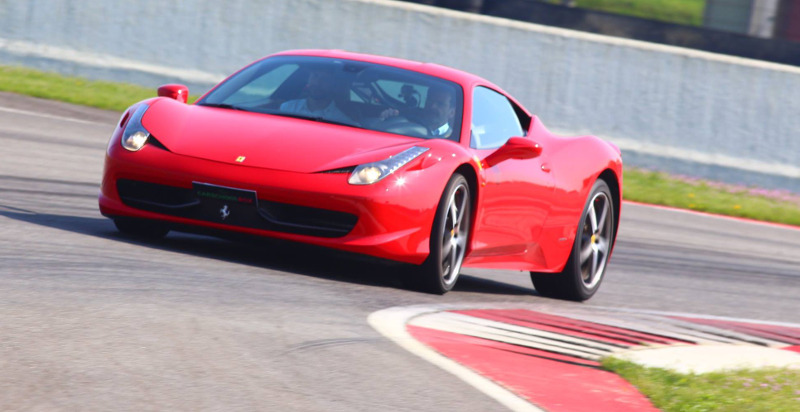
1;91;799;411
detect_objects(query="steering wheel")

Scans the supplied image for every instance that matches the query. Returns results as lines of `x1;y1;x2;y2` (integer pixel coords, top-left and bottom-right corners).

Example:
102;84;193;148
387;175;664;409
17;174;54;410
377;116;428;137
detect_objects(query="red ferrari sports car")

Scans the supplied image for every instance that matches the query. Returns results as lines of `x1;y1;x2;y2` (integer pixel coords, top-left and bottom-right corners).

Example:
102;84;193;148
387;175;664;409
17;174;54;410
99;49;622;300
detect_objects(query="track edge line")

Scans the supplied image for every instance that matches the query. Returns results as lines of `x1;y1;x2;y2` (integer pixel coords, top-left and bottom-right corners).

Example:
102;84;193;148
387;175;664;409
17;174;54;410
368;304;545;412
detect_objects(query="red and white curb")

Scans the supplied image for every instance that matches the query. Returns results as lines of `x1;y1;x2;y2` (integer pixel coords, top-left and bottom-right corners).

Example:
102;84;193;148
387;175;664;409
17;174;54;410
369;304;543;412
369;304;800;412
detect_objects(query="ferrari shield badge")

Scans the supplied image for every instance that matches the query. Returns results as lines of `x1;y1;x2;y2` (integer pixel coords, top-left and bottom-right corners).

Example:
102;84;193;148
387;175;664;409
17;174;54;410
235;156;246;163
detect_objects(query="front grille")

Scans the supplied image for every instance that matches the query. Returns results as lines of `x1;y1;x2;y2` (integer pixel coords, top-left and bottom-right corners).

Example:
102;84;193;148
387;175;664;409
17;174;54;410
117;179;199;211
259;201;358;237
116;179;357;237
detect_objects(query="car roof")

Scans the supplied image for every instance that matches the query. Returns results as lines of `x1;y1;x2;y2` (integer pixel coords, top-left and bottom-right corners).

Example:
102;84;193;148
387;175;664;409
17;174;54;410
270;49;493;89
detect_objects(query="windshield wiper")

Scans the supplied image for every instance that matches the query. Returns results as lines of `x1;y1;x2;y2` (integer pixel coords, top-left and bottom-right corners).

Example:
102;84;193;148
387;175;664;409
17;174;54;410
197;102;247;111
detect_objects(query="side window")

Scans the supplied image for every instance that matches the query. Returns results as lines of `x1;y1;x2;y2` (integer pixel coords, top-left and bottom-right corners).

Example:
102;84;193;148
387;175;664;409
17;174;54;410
470;87;524;149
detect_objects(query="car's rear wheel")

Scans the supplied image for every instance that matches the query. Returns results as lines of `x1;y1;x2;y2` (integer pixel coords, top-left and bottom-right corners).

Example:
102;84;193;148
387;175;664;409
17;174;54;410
531;179;615;301
113;217;170;239
408;173;471;294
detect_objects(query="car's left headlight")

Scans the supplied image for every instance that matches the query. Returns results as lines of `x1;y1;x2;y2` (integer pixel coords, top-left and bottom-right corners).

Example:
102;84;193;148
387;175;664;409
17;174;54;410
121;104;151;151
348;146;429;185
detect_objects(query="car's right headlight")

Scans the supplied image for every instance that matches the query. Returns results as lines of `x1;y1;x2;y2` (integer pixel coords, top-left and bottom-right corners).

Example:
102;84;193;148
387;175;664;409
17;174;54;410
348;146;429;185
121;104;151;151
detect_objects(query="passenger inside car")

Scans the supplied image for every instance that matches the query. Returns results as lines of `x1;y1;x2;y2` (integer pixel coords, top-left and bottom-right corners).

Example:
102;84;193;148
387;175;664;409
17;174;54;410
280;67;355;125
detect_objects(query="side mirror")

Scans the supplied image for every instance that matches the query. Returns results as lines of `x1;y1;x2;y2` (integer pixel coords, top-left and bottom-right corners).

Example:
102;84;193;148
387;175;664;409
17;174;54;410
482;137;542;168
157;84;189;103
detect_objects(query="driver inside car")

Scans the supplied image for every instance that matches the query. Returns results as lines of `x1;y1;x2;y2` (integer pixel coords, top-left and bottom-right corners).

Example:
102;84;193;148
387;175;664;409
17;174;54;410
380;86;456;138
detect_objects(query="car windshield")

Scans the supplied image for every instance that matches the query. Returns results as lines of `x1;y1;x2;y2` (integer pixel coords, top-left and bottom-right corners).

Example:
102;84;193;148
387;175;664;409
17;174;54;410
197;55;464;141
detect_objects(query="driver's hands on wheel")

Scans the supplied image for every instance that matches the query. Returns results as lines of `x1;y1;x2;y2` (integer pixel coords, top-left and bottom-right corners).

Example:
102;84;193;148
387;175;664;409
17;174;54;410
379;108;400;120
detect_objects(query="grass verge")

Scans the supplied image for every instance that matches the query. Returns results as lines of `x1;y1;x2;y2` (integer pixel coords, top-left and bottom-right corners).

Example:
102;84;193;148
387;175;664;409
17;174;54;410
603;357;800;412
624;168;800;227
0;66;161;111
2;64;799;228
544;0;705;26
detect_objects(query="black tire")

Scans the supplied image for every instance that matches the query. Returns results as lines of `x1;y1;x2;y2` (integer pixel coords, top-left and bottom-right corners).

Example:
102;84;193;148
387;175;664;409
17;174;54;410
113;217;170;239
531;179;615;301
408;173;471;294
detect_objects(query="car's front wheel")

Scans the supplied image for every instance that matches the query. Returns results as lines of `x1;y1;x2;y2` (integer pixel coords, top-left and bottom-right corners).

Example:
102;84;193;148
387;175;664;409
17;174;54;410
408;173;472;294
531;179;615;301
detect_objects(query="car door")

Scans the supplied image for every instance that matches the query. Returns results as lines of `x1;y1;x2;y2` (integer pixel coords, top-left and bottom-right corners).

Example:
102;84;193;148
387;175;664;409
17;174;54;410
466;86;555;270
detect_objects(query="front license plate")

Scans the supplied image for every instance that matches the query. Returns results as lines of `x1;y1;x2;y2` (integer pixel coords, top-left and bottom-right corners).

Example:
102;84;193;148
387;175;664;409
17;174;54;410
193;182;259;226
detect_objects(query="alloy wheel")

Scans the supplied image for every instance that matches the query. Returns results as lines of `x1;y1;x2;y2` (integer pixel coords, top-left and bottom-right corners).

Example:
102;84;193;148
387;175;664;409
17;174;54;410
439;182;469;287
578;192;612;289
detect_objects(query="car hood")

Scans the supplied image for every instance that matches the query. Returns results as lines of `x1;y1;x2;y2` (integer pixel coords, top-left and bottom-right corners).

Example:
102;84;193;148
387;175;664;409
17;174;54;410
141;98;419;173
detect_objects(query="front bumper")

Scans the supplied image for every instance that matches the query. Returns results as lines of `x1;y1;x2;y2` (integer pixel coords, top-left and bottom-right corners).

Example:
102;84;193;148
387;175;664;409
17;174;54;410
99;143;442;265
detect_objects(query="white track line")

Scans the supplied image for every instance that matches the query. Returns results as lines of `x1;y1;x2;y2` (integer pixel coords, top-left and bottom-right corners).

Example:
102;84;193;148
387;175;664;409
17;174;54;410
368;305;544;412
0;105;106;125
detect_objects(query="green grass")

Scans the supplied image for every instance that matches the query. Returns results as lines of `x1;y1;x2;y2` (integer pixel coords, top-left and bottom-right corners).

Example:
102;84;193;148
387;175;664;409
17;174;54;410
603;357;800;412
624;168;800;227
0;66;161;111
545;0;706;26
2;64;799;228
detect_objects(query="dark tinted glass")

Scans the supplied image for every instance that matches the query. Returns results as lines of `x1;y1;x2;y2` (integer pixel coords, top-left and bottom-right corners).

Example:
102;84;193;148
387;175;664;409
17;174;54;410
199;55;464;141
